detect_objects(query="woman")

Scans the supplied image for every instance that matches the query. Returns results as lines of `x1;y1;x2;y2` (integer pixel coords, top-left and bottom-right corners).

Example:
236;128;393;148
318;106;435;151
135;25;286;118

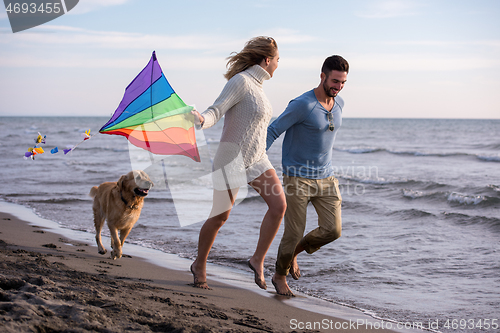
190;36;286;290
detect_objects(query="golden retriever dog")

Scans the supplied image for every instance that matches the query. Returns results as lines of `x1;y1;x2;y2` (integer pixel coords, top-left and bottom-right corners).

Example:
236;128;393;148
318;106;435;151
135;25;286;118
89;170;153;260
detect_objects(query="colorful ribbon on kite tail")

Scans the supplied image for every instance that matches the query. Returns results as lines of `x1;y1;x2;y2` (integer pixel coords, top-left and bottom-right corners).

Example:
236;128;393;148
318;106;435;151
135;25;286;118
99;51;201;162
24;130;95;160
62;129;96;155
24;132;46;160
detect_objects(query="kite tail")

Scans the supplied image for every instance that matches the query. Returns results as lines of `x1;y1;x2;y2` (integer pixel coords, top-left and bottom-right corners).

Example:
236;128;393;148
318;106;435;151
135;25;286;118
89;186;98;198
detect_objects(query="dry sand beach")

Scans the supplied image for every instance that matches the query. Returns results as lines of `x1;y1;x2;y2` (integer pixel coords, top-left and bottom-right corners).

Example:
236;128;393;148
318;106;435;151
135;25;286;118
0;208;404;333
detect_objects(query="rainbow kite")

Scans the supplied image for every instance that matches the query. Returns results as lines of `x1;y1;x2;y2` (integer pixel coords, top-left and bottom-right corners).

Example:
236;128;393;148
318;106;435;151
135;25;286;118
100;51;200;162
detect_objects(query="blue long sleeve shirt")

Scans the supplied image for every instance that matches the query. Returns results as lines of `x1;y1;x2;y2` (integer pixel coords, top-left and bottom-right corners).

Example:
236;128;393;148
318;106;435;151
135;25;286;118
266;89;343;179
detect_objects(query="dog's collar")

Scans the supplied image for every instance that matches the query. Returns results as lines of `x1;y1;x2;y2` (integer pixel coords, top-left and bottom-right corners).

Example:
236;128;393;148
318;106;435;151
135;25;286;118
120;191;138;210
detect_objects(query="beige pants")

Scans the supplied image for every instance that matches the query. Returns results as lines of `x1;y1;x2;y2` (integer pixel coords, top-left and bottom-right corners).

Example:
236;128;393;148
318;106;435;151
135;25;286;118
275;174;342;276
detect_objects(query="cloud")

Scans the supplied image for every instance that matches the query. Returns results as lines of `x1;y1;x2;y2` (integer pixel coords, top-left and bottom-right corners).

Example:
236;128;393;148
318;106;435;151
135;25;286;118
0;24;229;69
253;28;318;45
258;47;500;72
0;54;141;68
0;25;235;50
67;0;130;15
355;0;424;18
384;40;500;48
349;53;500;71
0;25;322;69
0;6;7;20
0;53;223;70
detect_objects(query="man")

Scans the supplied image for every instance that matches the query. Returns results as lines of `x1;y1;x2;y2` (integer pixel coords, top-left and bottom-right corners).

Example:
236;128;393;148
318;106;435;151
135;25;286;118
266;55;349;296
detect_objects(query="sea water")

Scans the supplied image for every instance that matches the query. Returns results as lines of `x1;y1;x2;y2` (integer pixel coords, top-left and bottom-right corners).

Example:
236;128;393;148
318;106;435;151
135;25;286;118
1;116;499;333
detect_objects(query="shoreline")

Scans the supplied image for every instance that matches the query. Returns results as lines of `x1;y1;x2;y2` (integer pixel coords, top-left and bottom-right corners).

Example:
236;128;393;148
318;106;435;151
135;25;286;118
0;200;420;332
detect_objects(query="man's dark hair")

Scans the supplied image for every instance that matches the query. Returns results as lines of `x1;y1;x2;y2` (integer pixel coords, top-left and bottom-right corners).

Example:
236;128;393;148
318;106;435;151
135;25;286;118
322;55;349;75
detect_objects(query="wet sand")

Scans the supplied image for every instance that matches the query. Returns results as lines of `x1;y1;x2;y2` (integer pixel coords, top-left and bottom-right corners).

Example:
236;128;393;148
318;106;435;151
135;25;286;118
0;210;399;332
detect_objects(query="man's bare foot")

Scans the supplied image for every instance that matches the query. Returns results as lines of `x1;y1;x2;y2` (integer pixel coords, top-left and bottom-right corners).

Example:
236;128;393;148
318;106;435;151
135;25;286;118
248;259;267;290
290;256;301;280
190;263;211;290
271;273;294;296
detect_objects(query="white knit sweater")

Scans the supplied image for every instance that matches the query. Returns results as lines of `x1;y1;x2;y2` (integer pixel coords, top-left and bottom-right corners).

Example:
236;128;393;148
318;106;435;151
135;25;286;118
201;65;274;188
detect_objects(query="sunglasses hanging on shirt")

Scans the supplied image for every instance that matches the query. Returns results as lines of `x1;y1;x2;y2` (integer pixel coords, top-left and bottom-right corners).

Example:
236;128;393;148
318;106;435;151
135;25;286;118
327;112;334;131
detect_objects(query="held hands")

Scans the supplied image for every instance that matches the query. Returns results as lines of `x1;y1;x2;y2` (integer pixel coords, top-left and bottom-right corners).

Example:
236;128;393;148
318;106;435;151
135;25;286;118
191;109;204;127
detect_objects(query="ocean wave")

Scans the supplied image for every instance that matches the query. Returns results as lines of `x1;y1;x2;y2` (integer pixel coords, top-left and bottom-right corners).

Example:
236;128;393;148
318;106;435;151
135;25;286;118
489;185;500;192
335;146;460;157
335;146;500;162
112;148;130;153
388;150;469;158
474;142;500;150
402;188;499;208
62;160;109;167
442;212;500;231
4;192;91;201
334;147;384;154
339;174;422;187
341;201;377;212
3;134;22;139
387;209;434;220
27;198;90;204
402;189;443;200
141;197;174;203
476;154;500;162
338;175;459;199
447;192;486;205
4;193;43;198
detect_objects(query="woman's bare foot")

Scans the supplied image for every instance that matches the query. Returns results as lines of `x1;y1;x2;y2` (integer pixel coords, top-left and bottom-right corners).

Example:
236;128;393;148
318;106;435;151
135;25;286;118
271;273;294;296
248;258;267;290
290;256;301;280
190;262;211;290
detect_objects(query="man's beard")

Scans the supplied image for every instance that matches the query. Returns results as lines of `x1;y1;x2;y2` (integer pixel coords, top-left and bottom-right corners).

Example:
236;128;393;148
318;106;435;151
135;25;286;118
323;80;338;97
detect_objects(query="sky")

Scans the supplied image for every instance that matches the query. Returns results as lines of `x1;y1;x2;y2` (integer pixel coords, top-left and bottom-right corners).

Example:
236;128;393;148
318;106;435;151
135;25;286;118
0;0;499;119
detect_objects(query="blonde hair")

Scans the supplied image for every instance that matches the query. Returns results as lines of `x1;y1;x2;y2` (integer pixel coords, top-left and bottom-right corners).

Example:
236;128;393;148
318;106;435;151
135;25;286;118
224;36;278;80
